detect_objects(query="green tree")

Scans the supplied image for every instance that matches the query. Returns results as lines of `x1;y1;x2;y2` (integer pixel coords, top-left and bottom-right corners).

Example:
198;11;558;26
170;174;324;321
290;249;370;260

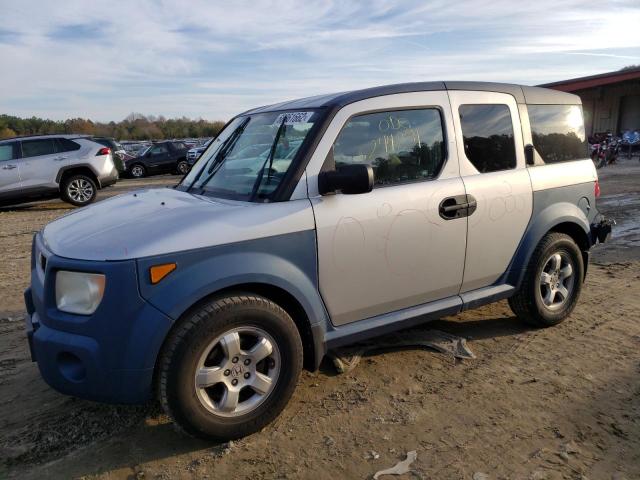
0;127;16;139
0;113;226;140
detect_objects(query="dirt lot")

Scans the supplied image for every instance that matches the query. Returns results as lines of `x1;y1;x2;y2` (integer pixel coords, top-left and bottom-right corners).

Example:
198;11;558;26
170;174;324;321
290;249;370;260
1;162;639;480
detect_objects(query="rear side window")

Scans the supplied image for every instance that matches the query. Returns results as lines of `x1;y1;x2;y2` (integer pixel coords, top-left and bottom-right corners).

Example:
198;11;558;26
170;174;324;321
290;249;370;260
56;138;81;152
0;143;17;161
459;104;516;173
150;144;169;154
21;139;56;158
332;108;446;186
172;142;186;150
528;105;588;163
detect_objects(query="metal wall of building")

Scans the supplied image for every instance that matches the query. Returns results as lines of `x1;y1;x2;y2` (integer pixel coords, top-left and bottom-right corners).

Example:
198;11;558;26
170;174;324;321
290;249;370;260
574;80;640;135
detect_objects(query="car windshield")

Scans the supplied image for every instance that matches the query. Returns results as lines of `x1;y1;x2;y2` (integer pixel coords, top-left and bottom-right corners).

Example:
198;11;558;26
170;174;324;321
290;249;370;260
180;110;319;201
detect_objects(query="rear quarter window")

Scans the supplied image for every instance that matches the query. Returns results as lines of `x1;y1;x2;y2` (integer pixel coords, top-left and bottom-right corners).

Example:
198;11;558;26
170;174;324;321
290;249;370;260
56;138;81;152
528;105;588;163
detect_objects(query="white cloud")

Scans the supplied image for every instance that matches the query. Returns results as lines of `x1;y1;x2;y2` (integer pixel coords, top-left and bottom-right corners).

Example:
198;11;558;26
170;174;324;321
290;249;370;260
0;0;638;121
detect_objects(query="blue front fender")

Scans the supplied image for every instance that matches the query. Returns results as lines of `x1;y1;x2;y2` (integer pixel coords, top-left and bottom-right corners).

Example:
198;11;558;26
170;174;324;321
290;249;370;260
136;230;329;336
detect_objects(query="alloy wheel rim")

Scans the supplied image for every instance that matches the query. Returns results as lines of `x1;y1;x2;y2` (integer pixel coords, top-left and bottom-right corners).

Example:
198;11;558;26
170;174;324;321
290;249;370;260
194;326;280;417
178;162;188;174
131;166;143;177
539;251;575;310
67;179;94;203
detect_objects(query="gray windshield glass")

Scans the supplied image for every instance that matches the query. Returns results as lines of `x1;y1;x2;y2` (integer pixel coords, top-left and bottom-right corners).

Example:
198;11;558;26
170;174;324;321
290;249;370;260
181;111;318;201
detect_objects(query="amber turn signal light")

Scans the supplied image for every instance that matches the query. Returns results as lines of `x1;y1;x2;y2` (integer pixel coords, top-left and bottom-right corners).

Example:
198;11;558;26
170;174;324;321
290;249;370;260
149;263;176;284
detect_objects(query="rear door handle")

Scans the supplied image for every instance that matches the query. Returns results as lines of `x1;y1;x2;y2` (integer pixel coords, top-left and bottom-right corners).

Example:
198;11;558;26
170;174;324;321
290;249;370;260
1;164;17;170
439;194;477;220
54;156;67;161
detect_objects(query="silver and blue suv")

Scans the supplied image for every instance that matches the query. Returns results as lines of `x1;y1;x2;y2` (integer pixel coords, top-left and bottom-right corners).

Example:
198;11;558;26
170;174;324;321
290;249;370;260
24;82;612;440
0;134;118;206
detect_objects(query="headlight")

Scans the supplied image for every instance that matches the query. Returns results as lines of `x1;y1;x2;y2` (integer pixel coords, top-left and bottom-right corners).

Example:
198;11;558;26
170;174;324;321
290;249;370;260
55;271;106;315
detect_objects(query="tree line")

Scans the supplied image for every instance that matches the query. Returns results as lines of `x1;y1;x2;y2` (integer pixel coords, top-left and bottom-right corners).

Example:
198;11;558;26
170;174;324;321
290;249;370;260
0;113;227;141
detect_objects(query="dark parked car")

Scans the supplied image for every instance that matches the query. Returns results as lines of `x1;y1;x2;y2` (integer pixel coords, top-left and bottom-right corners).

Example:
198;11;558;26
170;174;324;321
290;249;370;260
125;141;190;178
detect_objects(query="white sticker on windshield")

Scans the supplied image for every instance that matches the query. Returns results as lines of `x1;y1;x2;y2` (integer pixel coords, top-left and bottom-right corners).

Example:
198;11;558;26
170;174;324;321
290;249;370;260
272;111;314;126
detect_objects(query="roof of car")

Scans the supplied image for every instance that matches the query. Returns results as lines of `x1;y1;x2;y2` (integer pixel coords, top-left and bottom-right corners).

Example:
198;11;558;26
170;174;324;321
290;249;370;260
0;133;89;144
242;81;581;115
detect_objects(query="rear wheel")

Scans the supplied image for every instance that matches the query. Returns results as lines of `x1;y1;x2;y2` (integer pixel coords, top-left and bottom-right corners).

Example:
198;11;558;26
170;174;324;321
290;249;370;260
158;294;303;440
60;174;97;206
509;232;584;327
177;160;190;175
130;164;146;178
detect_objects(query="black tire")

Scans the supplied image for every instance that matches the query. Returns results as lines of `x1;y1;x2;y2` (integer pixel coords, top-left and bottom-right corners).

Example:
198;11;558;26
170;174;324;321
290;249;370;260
60;174;97;206
130;164;146;178
508;232;584;327
158;294;303;440
176;160;190;175
592;153;605;169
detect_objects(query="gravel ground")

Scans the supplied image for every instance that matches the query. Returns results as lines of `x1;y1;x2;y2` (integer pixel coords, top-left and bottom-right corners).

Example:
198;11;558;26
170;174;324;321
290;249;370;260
0;164;639;480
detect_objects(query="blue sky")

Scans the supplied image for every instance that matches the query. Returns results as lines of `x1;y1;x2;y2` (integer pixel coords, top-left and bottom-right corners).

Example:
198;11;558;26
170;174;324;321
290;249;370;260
1;0;639;122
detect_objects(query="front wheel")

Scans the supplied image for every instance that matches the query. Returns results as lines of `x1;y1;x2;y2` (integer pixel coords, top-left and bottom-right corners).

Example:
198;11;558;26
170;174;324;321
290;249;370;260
509;232;584;327
158;294;303;440
61;174;97;206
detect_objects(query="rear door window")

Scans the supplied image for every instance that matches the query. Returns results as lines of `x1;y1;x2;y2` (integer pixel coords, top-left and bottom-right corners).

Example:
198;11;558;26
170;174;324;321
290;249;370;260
0;143;17;161
150;144;169;155
528;105;588;163
21;139;56;158
459;104;516;173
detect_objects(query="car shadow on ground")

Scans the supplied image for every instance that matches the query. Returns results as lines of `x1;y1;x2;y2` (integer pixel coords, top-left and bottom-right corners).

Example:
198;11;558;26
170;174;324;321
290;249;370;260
430;314;532;341
317;313;530;375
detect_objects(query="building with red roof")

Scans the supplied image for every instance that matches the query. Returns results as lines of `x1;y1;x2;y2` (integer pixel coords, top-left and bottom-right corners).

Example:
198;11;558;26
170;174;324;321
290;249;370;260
540;67;640;136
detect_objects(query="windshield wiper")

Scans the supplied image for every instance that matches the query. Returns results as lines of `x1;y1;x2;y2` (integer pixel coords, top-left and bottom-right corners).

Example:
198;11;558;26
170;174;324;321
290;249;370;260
249;116;287;201
186;117;250;192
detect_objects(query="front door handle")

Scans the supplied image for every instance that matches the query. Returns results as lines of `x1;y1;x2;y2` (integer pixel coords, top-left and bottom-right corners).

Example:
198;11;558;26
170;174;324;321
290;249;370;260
54;156;67;161
439;194;477;220
1;164;17;170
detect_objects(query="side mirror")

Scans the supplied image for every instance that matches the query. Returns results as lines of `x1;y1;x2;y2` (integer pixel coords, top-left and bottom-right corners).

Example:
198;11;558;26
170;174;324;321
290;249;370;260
318;164;374;195
524;144;535;166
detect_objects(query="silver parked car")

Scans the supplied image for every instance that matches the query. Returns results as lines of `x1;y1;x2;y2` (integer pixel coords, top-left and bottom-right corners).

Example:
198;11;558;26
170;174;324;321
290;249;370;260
0;134;118;206
186;139;213;167
25;82;612;441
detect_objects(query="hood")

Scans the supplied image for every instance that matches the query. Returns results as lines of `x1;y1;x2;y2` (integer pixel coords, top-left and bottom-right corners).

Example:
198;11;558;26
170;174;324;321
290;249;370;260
42;188;314;261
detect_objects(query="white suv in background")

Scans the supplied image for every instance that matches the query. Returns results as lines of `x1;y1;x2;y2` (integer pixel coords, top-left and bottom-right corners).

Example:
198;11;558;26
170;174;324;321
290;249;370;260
0;135;119;207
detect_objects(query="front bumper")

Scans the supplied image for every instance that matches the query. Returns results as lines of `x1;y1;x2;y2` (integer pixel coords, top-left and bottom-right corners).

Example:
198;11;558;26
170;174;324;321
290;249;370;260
25;234;173;404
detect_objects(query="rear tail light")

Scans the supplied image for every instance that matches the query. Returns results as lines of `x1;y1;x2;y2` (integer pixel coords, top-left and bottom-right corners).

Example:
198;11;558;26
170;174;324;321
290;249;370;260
96;147;111;156
594;179;601;198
